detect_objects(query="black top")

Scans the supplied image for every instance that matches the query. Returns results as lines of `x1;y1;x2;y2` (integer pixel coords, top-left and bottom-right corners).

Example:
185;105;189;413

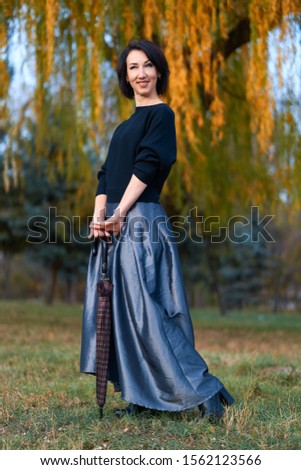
96;103;177;203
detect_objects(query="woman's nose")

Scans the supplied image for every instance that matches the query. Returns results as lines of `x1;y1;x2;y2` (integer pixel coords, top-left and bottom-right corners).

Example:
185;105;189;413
138;67;146;78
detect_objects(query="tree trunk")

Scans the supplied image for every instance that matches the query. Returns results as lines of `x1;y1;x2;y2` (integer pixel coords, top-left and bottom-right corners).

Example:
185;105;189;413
65;276;77;304
45;263;59;305
216;285;227;316
206;244;227;316
1;251;13;299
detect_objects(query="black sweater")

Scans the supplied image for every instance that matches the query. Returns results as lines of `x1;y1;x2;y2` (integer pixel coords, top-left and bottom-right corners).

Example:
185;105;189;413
96;103;177;203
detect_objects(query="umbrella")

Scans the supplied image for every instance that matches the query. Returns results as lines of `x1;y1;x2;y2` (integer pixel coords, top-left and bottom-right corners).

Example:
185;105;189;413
95;238;113;419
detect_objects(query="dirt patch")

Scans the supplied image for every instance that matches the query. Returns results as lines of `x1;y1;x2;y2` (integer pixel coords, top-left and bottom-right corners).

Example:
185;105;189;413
260;365;301;376
194;327;301;358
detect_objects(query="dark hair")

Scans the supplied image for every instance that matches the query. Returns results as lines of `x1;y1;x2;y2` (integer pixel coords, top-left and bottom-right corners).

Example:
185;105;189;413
117;39;169;99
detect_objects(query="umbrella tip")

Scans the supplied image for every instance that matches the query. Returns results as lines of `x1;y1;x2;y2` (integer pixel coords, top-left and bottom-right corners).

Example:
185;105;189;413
99;406;104;420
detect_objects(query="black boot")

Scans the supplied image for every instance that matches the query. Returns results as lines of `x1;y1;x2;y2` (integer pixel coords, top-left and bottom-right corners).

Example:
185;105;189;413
113;403;149;418
198;387;234;423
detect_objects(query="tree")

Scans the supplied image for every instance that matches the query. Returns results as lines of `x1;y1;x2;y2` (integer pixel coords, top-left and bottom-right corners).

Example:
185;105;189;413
2;0;301;216
2;1;301;310
0;108;92;303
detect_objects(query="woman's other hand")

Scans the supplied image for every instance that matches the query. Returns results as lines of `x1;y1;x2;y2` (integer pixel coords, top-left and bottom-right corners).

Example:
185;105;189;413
88;207;109;240
101;209;126;241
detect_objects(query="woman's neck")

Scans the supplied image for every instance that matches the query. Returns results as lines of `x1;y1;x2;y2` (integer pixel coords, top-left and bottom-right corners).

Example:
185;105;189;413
134;95;163;107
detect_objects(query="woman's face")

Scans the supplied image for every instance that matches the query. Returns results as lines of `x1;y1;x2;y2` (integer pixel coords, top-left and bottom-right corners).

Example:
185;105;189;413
126;49;160;100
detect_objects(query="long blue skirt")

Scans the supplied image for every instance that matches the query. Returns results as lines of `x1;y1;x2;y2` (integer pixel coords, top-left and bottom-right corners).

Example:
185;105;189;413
80;202;233;411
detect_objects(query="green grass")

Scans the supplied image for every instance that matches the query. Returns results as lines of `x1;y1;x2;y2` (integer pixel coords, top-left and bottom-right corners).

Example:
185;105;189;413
0;300;300;450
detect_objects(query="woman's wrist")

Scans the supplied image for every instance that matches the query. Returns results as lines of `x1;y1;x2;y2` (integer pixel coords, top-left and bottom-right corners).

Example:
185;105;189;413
92;207;106;225
93;195;107;220
114;206;127;219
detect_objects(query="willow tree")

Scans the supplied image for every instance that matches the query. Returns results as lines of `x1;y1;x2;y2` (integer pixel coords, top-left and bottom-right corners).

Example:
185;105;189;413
2;0;301;219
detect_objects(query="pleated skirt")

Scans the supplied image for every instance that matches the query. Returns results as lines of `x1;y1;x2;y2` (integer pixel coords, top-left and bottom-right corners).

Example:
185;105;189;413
80;202;233;411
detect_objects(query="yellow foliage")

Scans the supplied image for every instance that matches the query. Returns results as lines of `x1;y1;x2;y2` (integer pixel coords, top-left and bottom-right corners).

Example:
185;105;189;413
143;0;162;39
2;0;301;210
123;4;135;43
45;0;58;80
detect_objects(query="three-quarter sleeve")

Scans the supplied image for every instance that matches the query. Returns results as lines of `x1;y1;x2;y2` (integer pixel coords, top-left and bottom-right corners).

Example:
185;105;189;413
133;107;176;185
95;161;107;196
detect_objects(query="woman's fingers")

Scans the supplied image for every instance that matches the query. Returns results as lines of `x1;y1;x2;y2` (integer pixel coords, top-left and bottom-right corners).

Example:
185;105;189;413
105;220;125;237
89;214;125;241
88;222;106;239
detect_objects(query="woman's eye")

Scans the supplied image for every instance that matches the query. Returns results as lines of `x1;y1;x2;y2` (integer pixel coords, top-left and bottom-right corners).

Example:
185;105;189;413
146;63;153;67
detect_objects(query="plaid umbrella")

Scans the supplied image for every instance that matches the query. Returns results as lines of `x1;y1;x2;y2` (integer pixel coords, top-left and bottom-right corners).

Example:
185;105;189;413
95;238;113;419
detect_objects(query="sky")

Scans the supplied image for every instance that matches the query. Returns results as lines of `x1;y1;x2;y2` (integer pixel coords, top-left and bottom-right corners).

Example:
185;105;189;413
268;22;301;117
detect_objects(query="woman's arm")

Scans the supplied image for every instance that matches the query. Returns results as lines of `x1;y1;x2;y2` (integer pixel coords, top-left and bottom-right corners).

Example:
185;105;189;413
101;175;147;239
88;194;107;239
115;174;147;217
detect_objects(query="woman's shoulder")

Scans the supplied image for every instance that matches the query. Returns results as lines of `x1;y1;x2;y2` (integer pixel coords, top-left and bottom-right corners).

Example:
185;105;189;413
149;102;174;116
112;115;132;133
142;104;176;140
143;103;175;126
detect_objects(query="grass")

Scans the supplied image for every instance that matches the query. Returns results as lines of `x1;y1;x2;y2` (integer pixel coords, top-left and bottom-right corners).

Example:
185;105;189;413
0;300;300;450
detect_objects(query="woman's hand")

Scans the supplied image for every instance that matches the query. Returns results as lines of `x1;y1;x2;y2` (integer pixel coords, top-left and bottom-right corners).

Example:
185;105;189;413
101;209;126;241
88;208;109;240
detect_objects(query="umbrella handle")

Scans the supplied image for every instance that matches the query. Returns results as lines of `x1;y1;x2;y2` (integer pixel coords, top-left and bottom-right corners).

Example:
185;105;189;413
92;237;98;256
101;239;108;278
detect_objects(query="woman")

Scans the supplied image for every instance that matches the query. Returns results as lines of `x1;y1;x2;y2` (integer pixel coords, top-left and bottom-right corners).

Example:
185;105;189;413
80;39;234;420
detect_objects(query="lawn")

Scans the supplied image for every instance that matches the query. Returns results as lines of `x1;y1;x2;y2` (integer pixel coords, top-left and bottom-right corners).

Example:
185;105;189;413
0;300;300;450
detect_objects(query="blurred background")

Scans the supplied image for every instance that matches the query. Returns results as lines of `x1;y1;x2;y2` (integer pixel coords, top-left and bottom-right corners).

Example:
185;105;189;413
1;0;301;314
